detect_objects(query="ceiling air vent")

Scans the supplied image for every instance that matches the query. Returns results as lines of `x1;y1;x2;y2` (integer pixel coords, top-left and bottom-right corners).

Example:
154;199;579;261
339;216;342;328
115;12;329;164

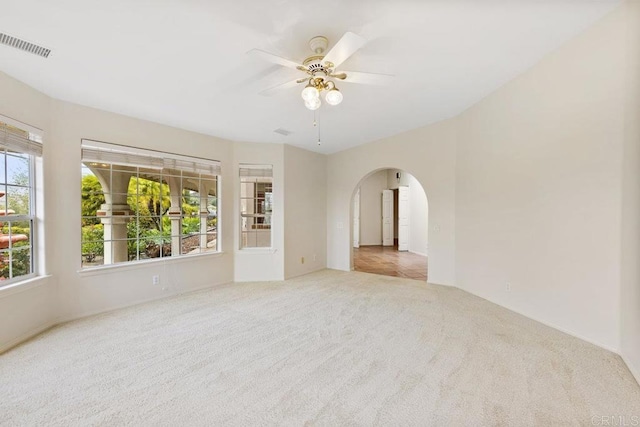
274;128;292;136
0;33;51;58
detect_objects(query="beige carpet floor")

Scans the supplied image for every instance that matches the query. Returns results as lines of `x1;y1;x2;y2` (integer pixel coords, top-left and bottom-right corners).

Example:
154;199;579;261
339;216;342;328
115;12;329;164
1;270;638;426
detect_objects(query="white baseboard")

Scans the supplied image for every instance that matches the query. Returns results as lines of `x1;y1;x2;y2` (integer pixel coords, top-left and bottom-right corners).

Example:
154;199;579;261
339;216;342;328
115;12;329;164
622;354;640;386
57;281;232;325
2;281;230;354
0;320;57;354
409;250;428;257
427;281;456;287
459;286;619;354
4;273;637;390
2;281;234;354
284;266;327;280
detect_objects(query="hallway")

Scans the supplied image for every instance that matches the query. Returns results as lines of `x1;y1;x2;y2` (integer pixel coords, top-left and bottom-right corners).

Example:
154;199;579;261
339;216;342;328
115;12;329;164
353;245;427;281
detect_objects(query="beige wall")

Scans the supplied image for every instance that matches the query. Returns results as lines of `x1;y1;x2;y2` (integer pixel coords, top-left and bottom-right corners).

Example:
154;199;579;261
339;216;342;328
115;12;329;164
0;70;322;349
455;3;625;352
284;145;327;279
354;169;429;254
326;2;636;358
358;170;387;246
407;174;429;257
233;142;285;282
0;72;56;351
51;100;236;320
386;169;429;255
621;0;640;383
0;0;638;386
386;169;411;190
326;119;458;286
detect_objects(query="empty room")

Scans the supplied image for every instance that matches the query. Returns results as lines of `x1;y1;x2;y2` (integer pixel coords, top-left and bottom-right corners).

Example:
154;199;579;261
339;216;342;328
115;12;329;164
0;0;639;425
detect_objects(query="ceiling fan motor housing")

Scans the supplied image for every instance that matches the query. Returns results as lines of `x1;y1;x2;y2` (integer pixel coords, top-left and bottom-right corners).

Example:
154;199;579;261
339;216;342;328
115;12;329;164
308;36;328;54
306;58;328;75
304;36;332;75
250;31;391;105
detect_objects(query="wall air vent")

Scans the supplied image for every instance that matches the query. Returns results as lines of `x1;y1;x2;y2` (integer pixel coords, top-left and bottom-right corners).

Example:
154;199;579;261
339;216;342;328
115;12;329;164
274;128;292;136
0;33;51;58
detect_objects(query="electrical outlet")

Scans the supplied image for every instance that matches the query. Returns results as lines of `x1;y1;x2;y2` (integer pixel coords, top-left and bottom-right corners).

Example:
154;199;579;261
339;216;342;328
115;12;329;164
301;257;305;264
505;282;511;292
152;275;160;285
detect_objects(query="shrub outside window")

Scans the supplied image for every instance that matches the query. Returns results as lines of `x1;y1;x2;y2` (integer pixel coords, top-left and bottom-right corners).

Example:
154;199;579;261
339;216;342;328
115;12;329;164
81;140;220;268
0;121;42;284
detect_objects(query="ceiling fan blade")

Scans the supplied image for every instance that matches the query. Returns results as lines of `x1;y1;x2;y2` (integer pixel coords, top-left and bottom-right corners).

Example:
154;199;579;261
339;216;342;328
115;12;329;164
333;70;394;85
247;48;304;70
322;32;367;70
259;78;305;96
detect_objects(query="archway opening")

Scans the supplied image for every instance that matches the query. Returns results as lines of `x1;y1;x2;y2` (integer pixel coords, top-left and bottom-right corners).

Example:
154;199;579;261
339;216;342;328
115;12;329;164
350;168;429;281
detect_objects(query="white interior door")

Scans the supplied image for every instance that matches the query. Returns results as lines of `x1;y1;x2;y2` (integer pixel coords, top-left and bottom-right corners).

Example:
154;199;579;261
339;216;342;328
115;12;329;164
382;190;393;246
398;186;410;251
353;189;360;248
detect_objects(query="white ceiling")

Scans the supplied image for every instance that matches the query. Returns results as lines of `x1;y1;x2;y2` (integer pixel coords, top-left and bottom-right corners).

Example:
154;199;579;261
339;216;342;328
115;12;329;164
0;0;619;154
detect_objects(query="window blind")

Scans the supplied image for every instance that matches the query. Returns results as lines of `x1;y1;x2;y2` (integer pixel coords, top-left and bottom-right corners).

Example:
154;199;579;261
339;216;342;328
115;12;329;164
0;122;43;157
163;158;220;176
81;139;221;175
239;164;273;178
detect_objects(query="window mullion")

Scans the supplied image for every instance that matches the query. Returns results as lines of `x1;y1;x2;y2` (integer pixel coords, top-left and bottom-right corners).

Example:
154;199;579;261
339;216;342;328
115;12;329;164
80;141;220;269
0;120;39;285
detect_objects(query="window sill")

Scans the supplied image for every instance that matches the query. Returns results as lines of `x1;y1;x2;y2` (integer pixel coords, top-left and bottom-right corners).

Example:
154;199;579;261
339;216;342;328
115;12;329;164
77;251;226;277
0;274;53;298
236;248;277;254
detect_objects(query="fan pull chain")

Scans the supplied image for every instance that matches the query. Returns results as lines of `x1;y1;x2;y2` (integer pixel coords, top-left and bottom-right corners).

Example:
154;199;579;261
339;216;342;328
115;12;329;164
316;110;321;145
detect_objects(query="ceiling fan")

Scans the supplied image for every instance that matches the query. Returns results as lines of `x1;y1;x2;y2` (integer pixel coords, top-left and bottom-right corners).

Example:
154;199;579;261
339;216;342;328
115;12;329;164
248;32;393;110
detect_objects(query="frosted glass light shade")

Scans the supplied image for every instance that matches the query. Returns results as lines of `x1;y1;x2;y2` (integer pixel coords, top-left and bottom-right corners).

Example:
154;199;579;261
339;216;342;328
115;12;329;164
325;88;343;106
304;97;321;110
301;85;319;101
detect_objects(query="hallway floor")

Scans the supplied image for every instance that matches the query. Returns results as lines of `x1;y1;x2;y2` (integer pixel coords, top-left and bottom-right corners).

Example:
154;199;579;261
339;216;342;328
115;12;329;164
353;245;428;281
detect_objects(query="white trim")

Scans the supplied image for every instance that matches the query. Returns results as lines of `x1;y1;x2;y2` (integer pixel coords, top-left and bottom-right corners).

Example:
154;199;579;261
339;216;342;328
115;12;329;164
0;279;233;354
81;138;220;168
56;280;233;325
427;280;456;287
622;354;640;386
348;268;619;353
78;251;226;276
0;274;51;298
236;247;276;255
409;250;428;257
460;286;619;353
0;113;44;138
0;319;56;354
34;155;46;276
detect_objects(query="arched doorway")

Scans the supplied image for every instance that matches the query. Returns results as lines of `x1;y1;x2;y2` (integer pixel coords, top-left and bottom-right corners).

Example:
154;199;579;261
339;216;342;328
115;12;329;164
350;168;429;280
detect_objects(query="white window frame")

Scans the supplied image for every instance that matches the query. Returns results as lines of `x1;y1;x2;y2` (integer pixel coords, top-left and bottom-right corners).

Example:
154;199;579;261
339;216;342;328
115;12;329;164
239;164;273;249
0;116;43;287
80;139;221;270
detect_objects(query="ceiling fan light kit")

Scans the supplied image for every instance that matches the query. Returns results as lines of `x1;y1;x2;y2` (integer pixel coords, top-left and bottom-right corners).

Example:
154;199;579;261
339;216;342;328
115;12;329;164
305;97;321;111
248;31;394;145
301;83;319;102
249;31;393;112
325;87;343;106
301;77;343;109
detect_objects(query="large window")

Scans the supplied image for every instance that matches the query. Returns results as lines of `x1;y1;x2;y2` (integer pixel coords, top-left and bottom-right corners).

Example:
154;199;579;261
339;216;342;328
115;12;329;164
81;140;220;268
240;164;273;248
0;121;42;284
